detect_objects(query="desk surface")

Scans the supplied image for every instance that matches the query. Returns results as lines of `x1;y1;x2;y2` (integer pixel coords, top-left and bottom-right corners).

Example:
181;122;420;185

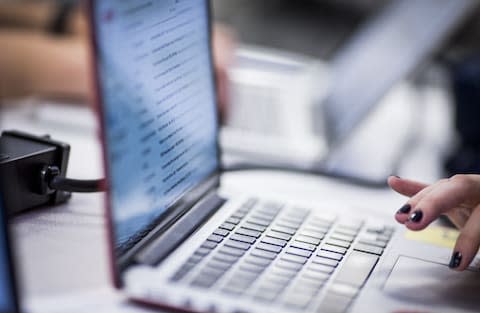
0;87;453;311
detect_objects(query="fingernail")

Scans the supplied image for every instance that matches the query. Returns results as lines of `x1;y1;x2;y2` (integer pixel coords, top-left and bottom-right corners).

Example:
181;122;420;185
449;251;462;269
396;204;411;215
394;175;401;179
408;210;423;223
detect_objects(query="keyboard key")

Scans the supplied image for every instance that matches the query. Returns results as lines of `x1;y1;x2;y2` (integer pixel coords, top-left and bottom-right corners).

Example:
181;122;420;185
281;253;308;264
253;289;278;302
317;293;352;313
281;214;306;224
261;236;287;247
302;270;330;282
219;246;246;257
296;277;325;290
239;262;266;274
354;243;384;255
261;202;283;213
334;227;358;237
307;263;335;274
290;241;316;251
334;251;379;287
337;220;363;230
276;220;302;230
219;222;236;231
170;270;189;282
201;241;218;250
258;280;290;293
190;274;219;288
299;230;325;240
257;242;283;253
244;255;272;267
213;228;230;237
312;256;339;267
317;250;343;261
242;222;267;233
226;217;242;225
268;267;298;278
295;235;321;246
266;231;292;241
224;239;251;251
222;285;245;295
205;260;232;271
207;234;224;243
251;213;275;222
289;285;319;297
272;225;297;235
357;238;387;248
251;248;278;260
284;293;313;309
230;233;256;244
230;271;258;285
213;253;241;264
236;228;262;238
302;225;330;235
247;218;270;227
321;244;347;255
329;233;355;243
188;255;204;264
200;265;225;277
255;210;278;219
376;234;391;242
230;212;247;220
326;238;351;249
329;283;359;298
194;247;212;257
276;259;305;271
287;247;312;258
305;220;331;231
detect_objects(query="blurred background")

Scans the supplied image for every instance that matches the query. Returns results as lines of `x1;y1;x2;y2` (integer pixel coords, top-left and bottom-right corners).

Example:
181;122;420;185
212;0;480;60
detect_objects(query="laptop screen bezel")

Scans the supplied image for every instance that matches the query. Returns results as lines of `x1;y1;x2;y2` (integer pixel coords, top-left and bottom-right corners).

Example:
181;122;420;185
87;0;222;286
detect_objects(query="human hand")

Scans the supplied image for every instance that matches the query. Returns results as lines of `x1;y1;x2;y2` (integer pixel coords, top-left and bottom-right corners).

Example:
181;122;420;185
388;175;480;271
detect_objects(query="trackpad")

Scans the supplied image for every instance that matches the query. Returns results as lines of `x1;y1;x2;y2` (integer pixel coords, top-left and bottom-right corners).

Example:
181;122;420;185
384;256;480;310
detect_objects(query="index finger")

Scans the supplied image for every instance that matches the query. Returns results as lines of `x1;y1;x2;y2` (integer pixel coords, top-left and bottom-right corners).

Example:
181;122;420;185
388;176;429;198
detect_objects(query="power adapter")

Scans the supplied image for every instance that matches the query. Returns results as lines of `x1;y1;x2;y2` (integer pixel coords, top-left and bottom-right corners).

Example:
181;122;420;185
0;130;105;216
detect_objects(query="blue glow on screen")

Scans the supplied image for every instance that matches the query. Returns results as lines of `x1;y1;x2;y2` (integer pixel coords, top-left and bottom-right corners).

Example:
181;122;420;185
95;0;218;251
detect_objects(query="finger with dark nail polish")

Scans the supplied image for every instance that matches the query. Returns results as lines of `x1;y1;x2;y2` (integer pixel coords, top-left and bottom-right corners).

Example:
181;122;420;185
396;204;411;215
408;210;423;223
449;251;462;269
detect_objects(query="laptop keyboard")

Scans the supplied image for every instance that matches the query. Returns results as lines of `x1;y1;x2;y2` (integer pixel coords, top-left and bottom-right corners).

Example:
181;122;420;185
170;198;394;312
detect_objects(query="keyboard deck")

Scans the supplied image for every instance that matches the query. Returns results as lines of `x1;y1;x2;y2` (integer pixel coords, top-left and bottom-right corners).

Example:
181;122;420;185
170;198;394;312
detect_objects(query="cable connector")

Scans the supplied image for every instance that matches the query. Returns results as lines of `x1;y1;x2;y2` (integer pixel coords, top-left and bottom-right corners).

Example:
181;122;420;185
0;130;105;216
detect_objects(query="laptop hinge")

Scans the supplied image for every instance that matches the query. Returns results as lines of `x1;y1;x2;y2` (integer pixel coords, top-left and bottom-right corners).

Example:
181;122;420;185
133;191;226;266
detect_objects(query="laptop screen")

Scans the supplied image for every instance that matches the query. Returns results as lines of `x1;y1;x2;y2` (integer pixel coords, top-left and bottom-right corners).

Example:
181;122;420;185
93;0;219;254
0;202;17;313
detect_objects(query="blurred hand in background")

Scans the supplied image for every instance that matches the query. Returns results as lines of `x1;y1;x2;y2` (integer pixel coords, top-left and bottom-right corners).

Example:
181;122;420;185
0;1;235;110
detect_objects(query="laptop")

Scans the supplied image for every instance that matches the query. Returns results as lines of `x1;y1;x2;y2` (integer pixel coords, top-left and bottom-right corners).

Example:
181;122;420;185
88;1;480;312
0;199;20;313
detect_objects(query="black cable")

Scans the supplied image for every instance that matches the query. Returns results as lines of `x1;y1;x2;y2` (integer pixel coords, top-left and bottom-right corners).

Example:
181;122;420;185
49;176;106;193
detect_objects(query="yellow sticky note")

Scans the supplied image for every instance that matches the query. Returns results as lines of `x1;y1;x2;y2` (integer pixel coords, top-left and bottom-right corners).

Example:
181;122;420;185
405;226;459;249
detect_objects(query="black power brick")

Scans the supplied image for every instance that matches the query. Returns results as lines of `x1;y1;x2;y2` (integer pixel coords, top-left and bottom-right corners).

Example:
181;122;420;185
0;130;105;216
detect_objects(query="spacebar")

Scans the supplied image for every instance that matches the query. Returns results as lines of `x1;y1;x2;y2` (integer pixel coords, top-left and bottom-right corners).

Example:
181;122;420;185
334;251;379;287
